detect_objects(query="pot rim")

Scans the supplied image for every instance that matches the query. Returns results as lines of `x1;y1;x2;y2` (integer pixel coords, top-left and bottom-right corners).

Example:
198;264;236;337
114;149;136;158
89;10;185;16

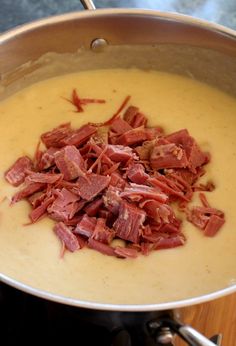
0;8;236;311
1;8;236;44
1;272;236;311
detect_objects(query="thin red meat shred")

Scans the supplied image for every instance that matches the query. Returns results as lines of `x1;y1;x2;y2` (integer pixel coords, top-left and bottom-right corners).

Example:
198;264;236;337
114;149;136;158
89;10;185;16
121;183;168;203
199;192;210;207
148;177;189;202
5;91;225;259
29;195;55;223
11;182;46;204
66;89;105;113
102;95;131;126
28;191;47;209
87;140;114;167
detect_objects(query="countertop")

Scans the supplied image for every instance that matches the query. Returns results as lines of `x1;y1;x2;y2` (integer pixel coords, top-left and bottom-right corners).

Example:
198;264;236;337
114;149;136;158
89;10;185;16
1;0;236;33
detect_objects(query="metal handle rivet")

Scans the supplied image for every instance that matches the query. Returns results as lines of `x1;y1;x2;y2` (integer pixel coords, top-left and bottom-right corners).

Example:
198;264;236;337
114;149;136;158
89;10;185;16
90;38;108;52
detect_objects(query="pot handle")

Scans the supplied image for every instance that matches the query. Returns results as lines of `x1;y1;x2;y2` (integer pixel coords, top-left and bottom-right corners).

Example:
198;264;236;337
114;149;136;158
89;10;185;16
148;318;222;346
80;0;96;10
176;325;221;346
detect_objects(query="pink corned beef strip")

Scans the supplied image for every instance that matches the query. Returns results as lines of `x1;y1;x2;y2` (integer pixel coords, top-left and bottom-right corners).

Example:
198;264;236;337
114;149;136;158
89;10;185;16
103;186;122;214
25;172;63;184
150;143;188;170
114;200;146;243
84;198;104;217
74;214;96;237
116;126;148;146
204;215;225;237
114;246;138;258
54;222;81;252
11;182;46;204
186;193;225;237
88;238;115;256
29;196;55;223
110;116;132;134
55;145;86;181
92;218;115;244
38;147;59;170
61;124;97;147
5;156;33;187
76;174;110;201
47;188;80;222
106;145;137;162
41;123;72;148
120;183;168;203
123;106;148;128
153;234;185;250
109;172;126;189
165;129;209;173
126;163;148;184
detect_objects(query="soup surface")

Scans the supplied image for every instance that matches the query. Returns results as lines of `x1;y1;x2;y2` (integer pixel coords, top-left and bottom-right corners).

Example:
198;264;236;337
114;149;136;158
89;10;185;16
0;69;236;305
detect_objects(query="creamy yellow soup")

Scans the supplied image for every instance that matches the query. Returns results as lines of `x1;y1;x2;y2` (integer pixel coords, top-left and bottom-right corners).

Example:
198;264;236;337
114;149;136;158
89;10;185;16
0;68;236;305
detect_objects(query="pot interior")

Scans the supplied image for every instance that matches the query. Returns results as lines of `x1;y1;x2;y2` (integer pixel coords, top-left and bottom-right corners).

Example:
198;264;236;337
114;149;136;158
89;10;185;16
0;10;236;311
1;10;236;97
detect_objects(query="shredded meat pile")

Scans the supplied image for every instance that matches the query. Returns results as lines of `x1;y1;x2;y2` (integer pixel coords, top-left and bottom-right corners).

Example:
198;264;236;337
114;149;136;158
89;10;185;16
5;96;225;258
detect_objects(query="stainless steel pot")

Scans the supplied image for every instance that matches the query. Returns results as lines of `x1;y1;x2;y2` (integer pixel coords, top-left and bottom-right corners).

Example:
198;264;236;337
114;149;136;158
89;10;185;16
0;1;236;345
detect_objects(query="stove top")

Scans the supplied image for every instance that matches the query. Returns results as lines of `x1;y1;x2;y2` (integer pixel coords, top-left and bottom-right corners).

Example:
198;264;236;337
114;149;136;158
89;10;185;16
1;282;223;346
1;282;113;346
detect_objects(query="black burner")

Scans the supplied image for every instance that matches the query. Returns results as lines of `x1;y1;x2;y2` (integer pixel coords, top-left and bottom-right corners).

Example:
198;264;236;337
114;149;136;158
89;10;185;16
1;282;177;345
0;282;112;346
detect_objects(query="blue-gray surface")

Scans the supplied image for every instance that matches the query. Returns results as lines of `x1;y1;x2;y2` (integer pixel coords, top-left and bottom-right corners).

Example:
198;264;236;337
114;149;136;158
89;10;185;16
0;0;236;33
